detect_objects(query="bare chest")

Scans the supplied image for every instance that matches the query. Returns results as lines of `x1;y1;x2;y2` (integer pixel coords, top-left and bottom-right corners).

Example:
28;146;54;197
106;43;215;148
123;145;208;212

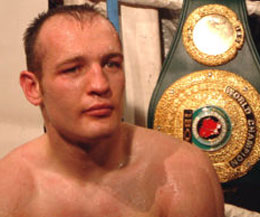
22;172;161;217
28;185;139;217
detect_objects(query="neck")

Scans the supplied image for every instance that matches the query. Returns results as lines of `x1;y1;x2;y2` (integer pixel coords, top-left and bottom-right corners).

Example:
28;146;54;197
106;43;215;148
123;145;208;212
43;122;132;181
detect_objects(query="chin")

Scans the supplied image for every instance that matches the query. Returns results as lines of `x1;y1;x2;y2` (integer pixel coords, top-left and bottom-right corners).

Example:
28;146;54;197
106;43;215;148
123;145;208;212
66;111;122;142
81;120;120;140
60;127;115;146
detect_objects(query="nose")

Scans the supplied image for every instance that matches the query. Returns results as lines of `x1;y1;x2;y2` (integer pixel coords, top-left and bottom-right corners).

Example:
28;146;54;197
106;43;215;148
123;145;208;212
87;63;110;97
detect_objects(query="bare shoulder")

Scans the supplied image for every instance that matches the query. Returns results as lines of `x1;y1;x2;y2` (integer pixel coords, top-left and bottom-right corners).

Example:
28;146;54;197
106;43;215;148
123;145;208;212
126;123;220;179
127;123;209;161
0;137;43;216
128;123;217;169
126;124;224;217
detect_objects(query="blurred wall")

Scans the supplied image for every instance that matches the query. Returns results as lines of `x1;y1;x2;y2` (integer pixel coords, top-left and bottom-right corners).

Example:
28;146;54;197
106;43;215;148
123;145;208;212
0;1;47;158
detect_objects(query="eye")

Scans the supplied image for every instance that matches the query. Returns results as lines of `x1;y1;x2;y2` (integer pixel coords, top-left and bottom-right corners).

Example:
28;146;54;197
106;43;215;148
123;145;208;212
101;54;123;72
106;61;122;69
62;65;82;74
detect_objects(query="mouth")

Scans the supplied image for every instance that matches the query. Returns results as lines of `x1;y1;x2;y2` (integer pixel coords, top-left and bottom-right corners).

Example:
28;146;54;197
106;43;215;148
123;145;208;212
83;104;114;117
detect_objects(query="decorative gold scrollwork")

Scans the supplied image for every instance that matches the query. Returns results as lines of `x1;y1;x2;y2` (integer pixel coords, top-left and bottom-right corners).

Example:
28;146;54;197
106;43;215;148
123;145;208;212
182;4;244;66
154;70;260;182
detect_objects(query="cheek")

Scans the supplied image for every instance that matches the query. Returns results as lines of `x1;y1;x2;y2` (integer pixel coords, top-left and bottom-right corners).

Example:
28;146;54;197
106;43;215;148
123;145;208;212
112;76;125;100
121;76;126;94
41;79;82;110
114;73;125;90
43;77;83;95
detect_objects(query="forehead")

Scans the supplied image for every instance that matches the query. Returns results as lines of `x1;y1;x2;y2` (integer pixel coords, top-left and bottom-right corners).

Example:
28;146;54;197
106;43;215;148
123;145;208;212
42;13;115;31
36;14;121;57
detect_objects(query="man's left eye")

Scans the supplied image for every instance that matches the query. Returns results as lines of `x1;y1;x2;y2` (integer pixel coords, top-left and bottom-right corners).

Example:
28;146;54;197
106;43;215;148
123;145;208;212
106;61;121;69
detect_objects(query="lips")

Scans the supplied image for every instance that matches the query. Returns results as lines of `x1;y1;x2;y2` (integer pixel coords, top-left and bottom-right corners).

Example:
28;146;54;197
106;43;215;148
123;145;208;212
83;103;114;117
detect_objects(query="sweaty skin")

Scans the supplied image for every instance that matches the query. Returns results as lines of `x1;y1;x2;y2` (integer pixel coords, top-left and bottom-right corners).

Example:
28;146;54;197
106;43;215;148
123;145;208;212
0;14;224;217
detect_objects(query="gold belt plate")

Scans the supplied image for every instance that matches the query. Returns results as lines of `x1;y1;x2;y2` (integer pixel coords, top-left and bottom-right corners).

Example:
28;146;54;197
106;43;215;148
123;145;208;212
154;70;260;182
182;4;244;66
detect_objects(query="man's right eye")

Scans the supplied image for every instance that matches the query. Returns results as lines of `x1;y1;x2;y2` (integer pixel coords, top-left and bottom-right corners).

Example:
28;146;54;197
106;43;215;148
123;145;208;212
62;66;81;74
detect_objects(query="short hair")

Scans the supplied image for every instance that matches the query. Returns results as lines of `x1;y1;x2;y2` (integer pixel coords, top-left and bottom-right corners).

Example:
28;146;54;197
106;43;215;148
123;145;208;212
23;4;107;79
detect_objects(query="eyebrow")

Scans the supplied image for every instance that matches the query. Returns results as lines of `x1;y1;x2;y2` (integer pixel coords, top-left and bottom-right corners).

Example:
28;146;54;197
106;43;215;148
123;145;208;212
56;52;124;69
102;52;124;61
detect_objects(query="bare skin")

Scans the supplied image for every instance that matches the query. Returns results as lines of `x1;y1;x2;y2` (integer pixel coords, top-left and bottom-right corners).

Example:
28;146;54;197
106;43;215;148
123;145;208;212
0;13;224;217
0;124;223;217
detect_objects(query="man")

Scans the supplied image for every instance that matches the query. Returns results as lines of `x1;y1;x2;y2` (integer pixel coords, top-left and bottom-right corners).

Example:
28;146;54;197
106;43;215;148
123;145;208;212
0;4;224;217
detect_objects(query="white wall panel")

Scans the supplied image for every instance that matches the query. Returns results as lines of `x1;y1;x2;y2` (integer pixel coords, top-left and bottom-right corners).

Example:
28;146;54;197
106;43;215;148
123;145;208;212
0;1;47;158
121;6;161;126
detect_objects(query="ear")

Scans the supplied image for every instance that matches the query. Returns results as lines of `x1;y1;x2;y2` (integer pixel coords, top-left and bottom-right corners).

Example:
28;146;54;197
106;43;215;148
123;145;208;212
20;71;42;106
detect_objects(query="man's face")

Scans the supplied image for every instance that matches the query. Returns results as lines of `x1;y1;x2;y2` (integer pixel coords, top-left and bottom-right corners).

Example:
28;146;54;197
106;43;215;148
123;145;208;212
37;14;125;143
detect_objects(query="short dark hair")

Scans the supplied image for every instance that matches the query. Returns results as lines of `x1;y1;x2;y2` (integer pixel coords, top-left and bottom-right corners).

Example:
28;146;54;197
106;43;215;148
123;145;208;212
23;4;106;79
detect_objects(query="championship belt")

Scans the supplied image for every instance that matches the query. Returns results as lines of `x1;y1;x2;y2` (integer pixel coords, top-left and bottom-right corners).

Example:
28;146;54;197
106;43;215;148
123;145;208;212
148;0;260;186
